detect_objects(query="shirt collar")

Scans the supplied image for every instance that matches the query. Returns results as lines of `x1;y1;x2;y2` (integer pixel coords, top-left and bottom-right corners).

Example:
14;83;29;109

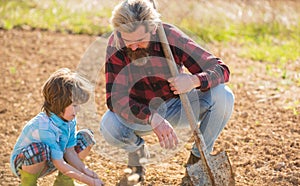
49;112;69;127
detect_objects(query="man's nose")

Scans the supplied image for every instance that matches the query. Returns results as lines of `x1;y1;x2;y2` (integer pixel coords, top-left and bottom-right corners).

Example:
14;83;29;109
128;43;139;51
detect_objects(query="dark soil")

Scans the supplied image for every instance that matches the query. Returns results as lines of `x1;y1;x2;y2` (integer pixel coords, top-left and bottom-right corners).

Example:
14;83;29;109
0;29;299;186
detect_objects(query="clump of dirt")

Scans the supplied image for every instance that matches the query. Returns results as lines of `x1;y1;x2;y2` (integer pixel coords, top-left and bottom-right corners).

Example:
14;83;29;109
0;29;299;186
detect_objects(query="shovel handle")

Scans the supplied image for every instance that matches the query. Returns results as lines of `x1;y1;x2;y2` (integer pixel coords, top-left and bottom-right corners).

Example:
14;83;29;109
156;22;215;185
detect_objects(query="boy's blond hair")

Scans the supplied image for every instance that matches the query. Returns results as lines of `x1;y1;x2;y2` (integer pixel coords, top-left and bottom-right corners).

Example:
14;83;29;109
41;68;91;116
110;0;160;49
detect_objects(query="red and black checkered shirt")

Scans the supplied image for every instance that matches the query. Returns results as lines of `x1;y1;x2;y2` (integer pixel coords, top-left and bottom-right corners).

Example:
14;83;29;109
105;23;230;124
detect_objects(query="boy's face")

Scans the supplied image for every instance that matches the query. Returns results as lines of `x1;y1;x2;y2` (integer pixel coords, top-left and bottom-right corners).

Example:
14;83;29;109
61;104;80;121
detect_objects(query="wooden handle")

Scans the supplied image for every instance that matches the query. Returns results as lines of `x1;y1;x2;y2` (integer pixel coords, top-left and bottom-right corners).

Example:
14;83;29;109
156;22;215;185
156;22;203;149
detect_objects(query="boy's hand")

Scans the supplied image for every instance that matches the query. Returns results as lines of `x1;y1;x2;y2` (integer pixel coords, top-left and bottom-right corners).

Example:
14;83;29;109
84;168;104;186
84;168;99;179
93;178;105;186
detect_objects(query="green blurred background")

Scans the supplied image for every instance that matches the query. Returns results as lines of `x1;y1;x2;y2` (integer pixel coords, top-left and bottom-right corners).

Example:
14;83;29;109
1;0;299;64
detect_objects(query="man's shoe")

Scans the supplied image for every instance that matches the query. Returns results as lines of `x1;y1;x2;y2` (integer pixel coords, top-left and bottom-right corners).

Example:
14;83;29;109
181;152;201;186
127;145;149;181
117;145;149;185
186;152;201;166
127;165;146;182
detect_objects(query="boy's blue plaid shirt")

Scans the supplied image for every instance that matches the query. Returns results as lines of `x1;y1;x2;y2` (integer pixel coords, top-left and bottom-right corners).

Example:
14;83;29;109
10;112;76;176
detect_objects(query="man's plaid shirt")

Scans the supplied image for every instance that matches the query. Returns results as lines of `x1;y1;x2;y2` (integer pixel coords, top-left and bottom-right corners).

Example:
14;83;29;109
105;23;230;124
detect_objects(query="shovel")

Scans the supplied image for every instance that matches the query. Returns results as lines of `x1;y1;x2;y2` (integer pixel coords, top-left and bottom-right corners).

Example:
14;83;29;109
156;21;235;186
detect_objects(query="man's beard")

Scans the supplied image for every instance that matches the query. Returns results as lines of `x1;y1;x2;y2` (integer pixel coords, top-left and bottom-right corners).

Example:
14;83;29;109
126;48;149;66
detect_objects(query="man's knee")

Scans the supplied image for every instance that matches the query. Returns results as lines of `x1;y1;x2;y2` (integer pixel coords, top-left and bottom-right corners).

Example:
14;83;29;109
100;111;135;145
224;85;235;105
211;84;234;107
100;111;115;136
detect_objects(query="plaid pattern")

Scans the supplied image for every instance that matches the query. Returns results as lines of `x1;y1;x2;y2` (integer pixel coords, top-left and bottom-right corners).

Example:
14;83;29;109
13;129;96;178
14;143;55;178
75;129;96;153
105;23;230;124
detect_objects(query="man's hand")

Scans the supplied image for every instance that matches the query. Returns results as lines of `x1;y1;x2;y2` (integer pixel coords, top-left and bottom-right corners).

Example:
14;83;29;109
168;73;200;95
150;113;179;149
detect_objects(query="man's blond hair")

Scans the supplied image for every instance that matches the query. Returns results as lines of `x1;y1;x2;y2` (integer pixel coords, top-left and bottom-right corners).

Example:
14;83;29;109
110;0;161;49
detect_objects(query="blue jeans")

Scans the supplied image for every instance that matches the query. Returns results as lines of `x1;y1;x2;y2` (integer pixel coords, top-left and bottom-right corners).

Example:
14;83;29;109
100;84;234;157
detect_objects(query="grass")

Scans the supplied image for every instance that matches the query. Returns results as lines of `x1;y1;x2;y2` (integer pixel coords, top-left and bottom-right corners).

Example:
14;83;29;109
172;2;300;65
169;0;299;65
9;66;16;75
237;23;299;64
0;0;299;64
0;0;112;34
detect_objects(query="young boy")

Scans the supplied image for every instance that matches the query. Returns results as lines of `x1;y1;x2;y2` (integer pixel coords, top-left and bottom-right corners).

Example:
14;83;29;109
10;68;104;186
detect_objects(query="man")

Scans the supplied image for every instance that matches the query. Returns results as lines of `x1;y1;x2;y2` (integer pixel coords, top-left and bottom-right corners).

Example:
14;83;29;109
100;0;234;183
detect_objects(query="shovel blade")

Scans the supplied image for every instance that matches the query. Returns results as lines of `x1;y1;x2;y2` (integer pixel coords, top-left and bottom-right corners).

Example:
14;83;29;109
187;151;235;186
